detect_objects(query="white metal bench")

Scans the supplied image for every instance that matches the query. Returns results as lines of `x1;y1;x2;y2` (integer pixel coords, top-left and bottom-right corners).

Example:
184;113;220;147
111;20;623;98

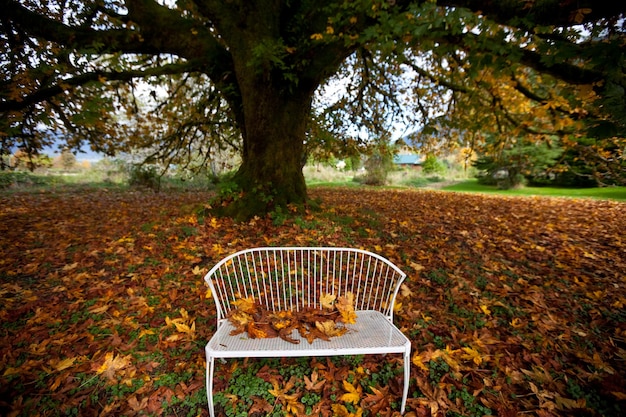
203;247;411;416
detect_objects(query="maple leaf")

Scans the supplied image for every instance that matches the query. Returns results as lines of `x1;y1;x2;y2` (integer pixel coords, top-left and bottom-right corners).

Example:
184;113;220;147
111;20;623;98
400;283;414;297
320;293;336;309
336;292;357;324
479;304;491;316
165;308;196;340
128;395;148;412
278;325;301;344
340;380;362;404
52;356;78;371
304;369;325;392
412;351;430;372
315;320;347;338
269;375;302;413
332;403;363;417
363;385;390;415
228;310;252;327
247;321;270;339
270;310;293;330
285;397;306;415
96;352;132;383
249;397;274;415
460;346;483;365
231;296;256;313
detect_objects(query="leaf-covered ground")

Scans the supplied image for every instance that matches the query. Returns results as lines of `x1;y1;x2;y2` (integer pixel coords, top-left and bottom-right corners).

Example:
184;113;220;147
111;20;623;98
1;187;625;417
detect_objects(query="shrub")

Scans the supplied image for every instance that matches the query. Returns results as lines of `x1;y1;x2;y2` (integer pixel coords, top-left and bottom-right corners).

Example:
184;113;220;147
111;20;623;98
127;164;161;191
421;154;447;175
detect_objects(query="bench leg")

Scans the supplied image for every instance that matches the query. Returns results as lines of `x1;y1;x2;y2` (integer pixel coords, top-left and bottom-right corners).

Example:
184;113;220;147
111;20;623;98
401;347;410;414
206;355;215;417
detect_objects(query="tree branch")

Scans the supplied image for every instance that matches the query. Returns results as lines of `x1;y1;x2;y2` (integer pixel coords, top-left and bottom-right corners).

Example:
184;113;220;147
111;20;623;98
0;61;202;113
437;0;626;28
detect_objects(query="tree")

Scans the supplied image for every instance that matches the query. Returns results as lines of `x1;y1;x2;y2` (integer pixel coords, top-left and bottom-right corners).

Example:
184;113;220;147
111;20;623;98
1;0;625;219
473;136;563;189
58;148;77;171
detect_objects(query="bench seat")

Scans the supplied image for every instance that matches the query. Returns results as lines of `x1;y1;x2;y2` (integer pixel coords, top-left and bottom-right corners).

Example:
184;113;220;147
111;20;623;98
203;247;411;416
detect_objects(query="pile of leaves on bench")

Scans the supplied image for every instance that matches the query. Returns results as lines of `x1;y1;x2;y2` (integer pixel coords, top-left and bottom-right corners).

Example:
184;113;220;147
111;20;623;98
227;292;357;344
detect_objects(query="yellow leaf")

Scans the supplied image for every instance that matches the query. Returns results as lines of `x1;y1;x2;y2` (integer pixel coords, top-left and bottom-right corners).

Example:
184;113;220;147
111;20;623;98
3;367;20;377
285;397;305;414
62;262;79;271
480;304;491;315
556;395;586;409
332;404;350;417
332;403;363;417
54;357;77;371
315;320;347;337
310;33;323;40
232;296;256;313
138;329;155;339
336;292;357;324
228;311;252;326
270;311;293;330
410;262;424;272
247;322;268;339
340;380;362;404
96;352;131;382
88;304;110;314
268;379;283;398
461;347;483;365
400;283;414;297
172;321;196;336
320;293;336;309
440;348;461;372
412;352;430;372
510;318;525;328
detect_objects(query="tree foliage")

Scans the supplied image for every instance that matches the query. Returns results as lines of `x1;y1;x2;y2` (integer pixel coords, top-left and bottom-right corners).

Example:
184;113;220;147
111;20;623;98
1;0;625;217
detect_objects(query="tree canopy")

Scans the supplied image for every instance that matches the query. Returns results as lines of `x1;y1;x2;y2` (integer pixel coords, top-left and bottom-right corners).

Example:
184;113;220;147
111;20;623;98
1;0;625;217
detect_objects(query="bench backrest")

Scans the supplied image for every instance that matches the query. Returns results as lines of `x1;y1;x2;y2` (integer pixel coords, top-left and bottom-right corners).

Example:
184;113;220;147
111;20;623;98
204;247;407;325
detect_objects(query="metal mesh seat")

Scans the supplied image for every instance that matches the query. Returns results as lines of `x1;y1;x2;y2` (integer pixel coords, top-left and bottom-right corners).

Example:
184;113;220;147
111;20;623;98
203;247;411;416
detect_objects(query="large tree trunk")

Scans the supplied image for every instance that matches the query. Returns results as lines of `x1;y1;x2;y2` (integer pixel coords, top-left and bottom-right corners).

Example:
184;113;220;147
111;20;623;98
212;81;313;220
205;2;338;221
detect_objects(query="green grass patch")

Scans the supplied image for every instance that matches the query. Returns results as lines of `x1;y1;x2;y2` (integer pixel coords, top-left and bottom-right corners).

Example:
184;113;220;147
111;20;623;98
442;179;626;201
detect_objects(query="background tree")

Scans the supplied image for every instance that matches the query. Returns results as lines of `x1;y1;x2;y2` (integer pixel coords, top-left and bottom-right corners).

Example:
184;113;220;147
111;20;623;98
473;136;563;189
58;148;77;171
1;0;625;218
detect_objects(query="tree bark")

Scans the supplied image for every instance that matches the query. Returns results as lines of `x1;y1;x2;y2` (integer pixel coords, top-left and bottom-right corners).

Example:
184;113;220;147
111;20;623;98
211;81;312;220
204;1;339;221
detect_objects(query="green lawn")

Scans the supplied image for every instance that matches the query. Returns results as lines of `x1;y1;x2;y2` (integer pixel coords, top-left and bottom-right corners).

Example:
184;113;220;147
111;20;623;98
442;179;626;201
